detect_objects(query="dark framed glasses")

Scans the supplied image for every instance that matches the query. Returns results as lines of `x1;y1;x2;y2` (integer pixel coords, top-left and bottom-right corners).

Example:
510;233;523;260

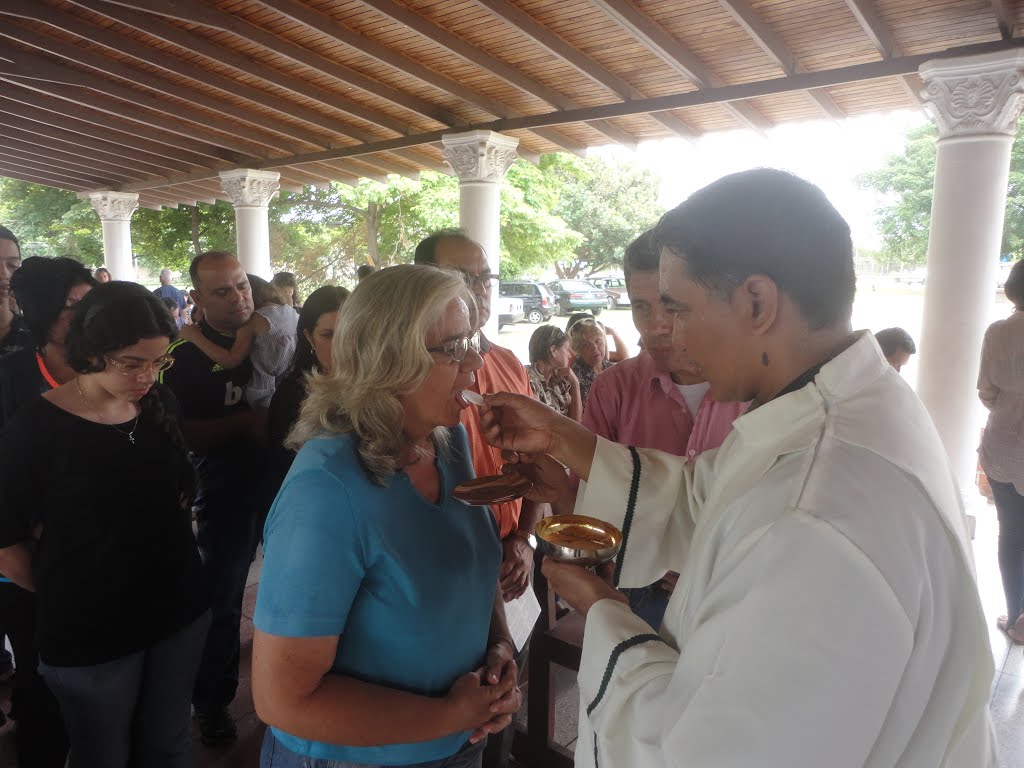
427;332;481;363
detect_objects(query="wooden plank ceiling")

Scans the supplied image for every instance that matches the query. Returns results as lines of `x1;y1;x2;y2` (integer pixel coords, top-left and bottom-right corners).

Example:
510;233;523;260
0;0;1020;209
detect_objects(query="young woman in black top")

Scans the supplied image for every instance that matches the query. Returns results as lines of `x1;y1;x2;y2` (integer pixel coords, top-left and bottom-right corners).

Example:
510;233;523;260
267;285;349;480
0;281;210;767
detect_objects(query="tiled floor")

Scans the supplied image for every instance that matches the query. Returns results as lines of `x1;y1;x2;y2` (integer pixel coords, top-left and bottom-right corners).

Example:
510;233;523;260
0;494;1021;766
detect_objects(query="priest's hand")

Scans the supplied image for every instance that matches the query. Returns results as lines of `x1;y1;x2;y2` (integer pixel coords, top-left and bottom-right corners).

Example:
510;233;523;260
541;558;628;617
501;451;571;504
481;392;562;454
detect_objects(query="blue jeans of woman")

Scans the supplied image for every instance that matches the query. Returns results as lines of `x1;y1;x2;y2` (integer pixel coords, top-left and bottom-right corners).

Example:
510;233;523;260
260;728;485;768
39;610;211;768
989;477;1024;624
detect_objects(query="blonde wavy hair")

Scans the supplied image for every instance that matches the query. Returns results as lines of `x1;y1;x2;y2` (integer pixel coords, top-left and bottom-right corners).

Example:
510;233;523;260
569;317;606;357
287;264;477;485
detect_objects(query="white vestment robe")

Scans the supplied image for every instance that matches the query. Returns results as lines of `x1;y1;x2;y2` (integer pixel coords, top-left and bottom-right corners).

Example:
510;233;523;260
573;331;998;767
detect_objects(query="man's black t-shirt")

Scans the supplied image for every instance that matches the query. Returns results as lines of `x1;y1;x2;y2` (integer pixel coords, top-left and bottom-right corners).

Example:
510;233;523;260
160;322;269;503
0;387;209;666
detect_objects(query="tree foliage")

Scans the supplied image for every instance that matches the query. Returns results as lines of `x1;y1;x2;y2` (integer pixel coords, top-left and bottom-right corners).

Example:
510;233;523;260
0;153;664;287
858;117;1024;267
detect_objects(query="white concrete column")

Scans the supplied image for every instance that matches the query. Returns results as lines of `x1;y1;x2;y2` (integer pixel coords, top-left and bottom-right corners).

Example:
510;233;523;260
442;130;519;337
219;169;280;279
88;191;139;281
917;50;1024;491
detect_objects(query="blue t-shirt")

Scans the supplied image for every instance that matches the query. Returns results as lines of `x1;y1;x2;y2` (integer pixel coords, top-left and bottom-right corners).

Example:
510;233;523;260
254;425;502;765
153;284;187;311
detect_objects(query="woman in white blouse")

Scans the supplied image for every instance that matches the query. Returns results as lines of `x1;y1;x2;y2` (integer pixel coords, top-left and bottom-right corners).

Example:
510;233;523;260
979;260;1024;643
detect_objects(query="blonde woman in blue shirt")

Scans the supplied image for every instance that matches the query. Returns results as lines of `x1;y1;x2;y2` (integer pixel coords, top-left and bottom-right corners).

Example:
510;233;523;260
253;265;520;768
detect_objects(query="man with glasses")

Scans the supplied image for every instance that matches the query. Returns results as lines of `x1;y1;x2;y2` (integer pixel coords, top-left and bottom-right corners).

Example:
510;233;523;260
415;230;546;768
160;251;271;747
0;226;26;357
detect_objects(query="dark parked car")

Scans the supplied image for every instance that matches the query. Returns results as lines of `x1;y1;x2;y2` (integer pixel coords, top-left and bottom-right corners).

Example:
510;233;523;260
590;276;631;309
546;279;607;316
499;280;557;324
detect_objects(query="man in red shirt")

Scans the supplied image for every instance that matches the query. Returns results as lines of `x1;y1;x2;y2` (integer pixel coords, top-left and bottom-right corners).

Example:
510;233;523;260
581;230;747;628
415;230;546;767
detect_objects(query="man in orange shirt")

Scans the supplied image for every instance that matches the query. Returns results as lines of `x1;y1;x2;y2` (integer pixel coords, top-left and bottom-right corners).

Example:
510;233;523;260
415;230;545;767
415;231;545;593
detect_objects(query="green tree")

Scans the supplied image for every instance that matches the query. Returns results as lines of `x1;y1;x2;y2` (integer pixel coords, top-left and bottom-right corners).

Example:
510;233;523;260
859;117;1024;267
544;155;664;278
0;178;102;263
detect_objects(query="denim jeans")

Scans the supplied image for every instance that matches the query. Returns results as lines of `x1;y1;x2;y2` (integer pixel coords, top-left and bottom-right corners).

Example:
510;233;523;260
624;583;671;630
260;729;485;768
989;476;1024;624
40;610;211;768
192;491;266;711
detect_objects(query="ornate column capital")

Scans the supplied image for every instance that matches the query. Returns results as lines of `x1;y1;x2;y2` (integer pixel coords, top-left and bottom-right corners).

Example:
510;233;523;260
442;130;519;183
87;191;139;221
219;168;281;208
920;50;1024;139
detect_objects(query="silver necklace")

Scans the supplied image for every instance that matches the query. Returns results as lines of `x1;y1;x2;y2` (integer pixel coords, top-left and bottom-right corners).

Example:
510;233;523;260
76;377;140;445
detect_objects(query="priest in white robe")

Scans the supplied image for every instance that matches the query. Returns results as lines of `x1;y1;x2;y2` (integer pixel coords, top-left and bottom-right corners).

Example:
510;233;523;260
481;169;998;768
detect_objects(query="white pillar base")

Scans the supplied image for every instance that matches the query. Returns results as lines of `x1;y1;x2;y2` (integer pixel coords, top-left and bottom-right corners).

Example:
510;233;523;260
219;169;281;279
88;192;139;281
917;50;1024;490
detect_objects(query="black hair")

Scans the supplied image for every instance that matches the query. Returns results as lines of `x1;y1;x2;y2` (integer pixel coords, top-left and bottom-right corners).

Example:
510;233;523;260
653;168;855;330
249;274;285;308
272;271;302;306
623;229;659;285
528;325;568;365
10;256;97;348
66;281;196;508
414;229;473;266
1004;260;1024;310
160;296;179;314
188;250;235;288
874;327;916;357
290;285;350;376
356;264;375;281
0;226;20;255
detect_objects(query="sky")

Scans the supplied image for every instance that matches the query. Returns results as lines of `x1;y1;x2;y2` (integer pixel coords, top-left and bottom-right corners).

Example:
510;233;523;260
592;108;929;251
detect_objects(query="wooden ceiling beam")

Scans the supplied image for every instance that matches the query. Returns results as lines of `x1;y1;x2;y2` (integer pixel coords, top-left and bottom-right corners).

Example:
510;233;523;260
355;156;420;180
0;59;259;161
0;146;139;186
0;136;148;181
0;98;206;173
257;0;512;119
840;0;926;110
0;2;325;152
992;0;1016;39
389;148;453;175
101;0;457;129
0;154;114;187
716;0;846;121
358;0;641;149
0;80;235;167
75;0;402;141
116;39;1024;194
0;166;90;192
297;162;360;187
589;0;772;133
0;160;100;189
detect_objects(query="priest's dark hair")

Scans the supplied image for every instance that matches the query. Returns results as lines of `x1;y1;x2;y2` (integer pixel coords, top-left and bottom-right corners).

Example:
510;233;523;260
66;281;194;508
10;256;97;349
653;168;855;330
874;327;916;358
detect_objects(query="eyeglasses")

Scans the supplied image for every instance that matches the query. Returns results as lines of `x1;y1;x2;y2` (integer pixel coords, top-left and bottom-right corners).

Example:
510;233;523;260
427;332;481;363
457;271;497;291
106;355;176;376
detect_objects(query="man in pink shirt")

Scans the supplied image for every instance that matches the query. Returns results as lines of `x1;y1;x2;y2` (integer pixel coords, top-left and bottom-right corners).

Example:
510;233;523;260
582;229;747;627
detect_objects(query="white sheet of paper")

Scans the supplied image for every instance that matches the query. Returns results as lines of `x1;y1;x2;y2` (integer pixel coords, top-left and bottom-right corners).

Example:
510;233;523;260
505;587;542;652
